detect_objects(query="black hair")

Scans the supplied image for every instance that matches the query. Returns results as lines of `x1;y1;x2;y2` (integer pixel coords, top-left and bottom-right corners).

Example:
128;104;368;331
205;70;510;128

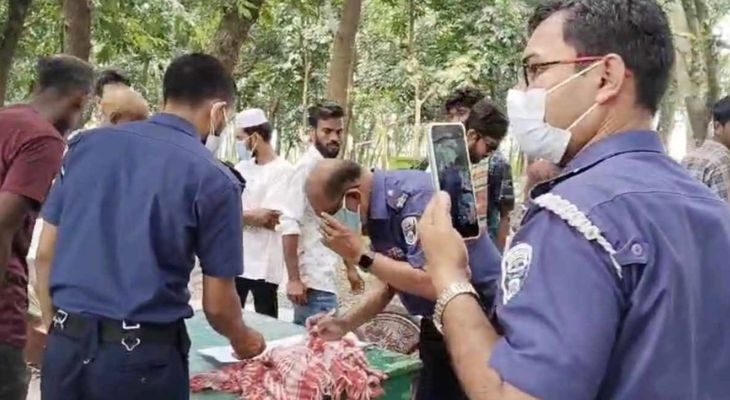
444;87;485;113
528;0;675;113
36;55;94;96
464;99;508;141
162;53;235;105
94;69;131;97
713;96;730;126
324;160;362;202
243;122;273;142
308;101;344;129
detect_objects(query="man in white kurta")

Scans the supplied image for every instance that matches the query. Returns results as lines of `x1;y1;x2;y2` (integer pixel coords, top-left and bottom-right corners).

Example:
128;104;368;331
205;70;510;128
233;109;293;318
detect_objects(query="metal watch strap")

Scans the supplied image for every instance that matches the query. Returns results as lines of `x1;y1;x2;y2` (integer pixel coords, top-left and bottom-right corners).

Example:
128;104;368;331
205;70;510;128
433;282;478;333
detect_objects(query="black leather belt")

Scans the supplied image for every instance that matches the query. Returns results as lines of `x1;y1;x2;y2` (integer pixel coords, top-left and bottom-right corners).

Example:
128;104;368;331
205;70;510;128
51;309;186;352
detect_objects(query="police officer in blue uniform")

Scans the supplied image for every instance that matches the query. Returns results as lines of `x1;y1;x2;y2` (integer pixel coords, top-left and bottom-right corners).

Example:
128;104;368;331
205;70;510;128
416;1;730;399
36;54;265;400
305;159;502;400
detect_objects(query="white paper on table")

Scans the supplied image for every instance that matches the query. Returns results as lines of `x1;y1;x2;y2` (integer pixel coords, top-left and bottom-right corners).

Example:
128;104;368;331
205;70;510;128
197;334;369;364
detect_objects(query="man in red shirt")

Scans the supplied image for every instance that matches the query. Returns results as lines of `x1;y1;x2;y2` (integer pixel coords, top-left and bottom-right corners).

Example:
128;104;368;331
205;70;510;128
0;55;93;400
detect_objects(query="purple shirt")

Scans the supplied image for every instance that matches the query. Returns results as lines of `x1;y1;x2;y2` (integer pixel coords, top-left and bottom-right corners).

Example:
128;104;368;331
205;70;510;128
367;170;501;316
490;131;730;399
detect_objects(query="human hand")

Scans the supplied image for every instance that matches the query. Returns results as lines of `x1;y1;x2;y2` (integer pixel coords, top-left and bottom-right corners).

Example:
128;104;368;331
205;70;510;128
346;267;365;294
231;326;266;359
318;213;365;265
209;101;228;137
286;279;308;305
247;209;281;230
306;313;349;341
418;192;470;293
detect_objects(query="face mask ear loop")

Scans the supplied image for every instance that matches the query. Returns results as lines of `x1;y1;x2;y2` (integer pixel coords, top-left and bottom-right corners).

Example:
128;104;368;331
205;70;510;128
547;61;603;95
567;103;600;132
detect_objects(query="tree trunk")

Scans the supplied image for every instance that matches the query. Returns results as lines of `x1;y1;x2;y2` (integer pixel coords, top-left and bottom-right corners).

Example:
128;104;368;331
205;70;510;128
0;0;33;105
209;0;265;75
63;0;91;60
694;0;720;107
326;0;363;155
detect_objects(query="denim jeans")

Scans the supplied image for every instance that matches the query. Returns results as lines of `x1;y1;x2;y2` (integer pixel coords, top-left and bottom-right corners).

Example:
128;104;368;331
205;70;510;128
292;289;337;326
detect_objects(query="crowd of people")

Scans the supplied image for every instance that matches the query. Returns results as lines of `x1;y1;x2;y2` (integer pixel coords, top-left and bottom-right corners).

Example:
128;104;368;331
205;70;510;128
1;0;730;399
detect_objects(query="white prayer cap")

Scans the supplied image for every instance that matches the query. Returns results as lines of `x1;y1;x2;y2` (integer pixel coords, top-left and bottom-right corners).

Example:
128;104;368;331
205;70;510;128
235;108;268;129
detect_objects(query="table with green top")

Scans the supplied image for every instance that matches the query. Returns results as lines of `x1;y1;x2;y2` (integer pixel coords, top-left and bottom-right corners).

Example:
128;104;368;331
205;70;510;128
188;310;421;400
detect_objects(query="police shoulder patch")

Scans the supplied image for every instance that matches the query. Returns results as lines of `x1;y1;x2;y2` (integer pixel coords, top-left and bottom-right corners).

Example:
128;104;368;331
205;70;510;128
401;216;418;246
501;243;533;305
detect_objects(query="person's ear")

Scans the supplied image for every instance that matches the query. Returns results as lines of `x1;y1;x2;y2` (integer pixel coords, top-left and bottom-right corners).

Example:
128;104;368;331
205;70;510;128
595;54;625;105
109;111;121;125
466;129;480;144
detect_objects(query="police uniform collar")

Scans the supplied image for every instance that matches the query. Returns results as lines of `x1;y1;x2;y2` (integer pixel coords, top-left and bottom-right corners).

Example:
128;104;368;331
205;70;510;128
368;170;389;220
532;130;664;199
565;130;664;172
149;113;199;138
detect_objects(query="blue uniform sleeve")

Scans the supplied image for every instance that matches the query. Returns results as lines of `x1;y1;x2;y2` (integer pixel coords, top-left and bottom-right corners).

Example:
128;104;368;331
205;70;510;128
465;233;502;310
195;179;244;278
488;209;624;399
41;175;63;226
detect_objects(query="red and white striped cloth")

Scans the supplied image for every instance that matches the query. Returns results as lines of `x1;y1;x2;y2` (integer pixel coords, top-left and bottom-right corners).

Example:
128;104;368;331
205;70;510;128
190;334;387;400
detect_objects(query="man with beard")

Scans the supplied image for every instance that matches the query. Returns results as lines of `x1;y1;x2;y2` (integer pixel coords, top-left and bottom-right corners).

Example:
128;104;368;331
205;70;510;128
446;89;514;251
231;108;292;318
36;53;265;399
279;101;354;325
0;55;94;400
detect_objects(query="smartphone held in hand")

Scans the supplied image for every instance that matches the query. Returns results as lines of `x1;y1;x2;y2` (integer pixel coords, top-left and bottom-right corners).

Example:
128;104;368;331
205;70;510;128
426;123;480;240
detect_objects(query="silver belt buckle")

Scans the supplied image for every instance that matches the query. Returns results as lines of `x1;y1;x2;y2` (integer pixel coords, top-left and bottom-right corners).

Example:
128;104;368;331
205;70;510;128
121;320;141;352
52;310;68;330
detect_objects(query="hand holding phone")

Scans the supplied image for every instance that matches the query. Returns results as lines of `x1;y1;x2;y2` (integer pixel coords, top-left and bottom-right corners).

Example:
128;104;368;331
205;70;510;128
426;123;480;240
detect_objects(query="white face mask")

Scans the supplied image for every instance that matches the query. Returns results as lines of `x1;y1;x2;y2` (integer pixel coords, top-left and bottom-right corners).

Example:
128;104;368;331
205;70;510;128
205;135;221;154
507;62;602;164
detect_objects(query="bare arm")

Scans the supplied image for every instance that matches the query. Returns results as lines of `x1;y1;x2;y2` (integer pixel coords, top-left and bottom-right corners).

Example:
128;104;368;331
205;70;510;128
442;295;536;400
341;281;396;331
369;253;437;300
202;275;248;338
34;221;56;328
282;234;301;281
0;193;33;286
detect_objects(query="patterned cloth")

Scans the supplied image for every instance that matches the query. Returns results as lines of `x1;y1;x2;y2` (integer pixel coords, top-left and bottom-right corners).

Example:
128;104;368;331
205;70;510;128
682;140;730;203
471;160;490;232
190;334;387;400
488;153;515;240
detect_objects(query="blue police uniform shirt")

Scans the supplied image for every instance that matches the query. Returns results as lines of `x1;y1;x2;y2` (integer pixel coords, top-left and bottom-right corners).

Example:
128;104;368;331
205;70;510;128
367;170;501;316
490;131;730;399
42;113;244;324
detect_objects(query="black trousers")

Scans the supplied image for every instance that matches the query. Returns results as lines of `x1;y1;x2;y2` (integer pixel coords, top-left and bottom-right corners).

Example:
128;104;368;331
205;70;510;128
0;343;29;400
416;318;469;400
234;277;278;318
41;317;190;400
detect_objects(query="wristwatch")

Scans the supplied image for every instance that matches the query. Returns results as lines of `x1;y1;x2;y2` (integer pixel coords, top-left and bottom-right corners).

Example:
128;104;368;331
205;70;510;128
433;282;478;334
357;249;376;272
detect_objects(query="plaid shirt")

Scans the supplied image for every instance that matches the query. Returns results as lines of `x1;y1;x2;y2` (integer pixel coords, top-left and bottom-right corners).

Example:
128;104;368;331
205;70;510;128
682;140;730;203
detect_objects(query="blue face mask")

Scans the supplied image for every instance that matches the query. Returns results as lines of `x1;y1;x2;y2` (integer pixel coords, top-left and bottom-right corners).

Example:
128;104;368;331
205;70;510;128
334;195;362;234
236;140;252;161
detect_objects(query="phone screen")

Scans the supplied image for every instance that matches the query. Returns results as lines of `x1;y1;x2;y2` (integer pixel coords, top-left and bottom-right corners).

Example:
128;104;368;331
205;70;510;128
428;123;480;239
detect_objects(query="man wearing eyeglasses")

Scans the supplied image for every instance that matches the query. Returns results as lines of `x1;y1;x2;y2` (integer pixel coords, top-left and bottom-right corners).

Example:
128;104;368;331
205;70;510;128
416;1;730;400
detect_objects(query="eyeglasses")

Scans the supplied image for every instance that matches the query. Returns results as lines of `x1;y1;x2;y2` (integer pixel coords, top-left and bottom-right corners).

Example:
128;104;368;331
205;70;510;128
522;56;603;86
